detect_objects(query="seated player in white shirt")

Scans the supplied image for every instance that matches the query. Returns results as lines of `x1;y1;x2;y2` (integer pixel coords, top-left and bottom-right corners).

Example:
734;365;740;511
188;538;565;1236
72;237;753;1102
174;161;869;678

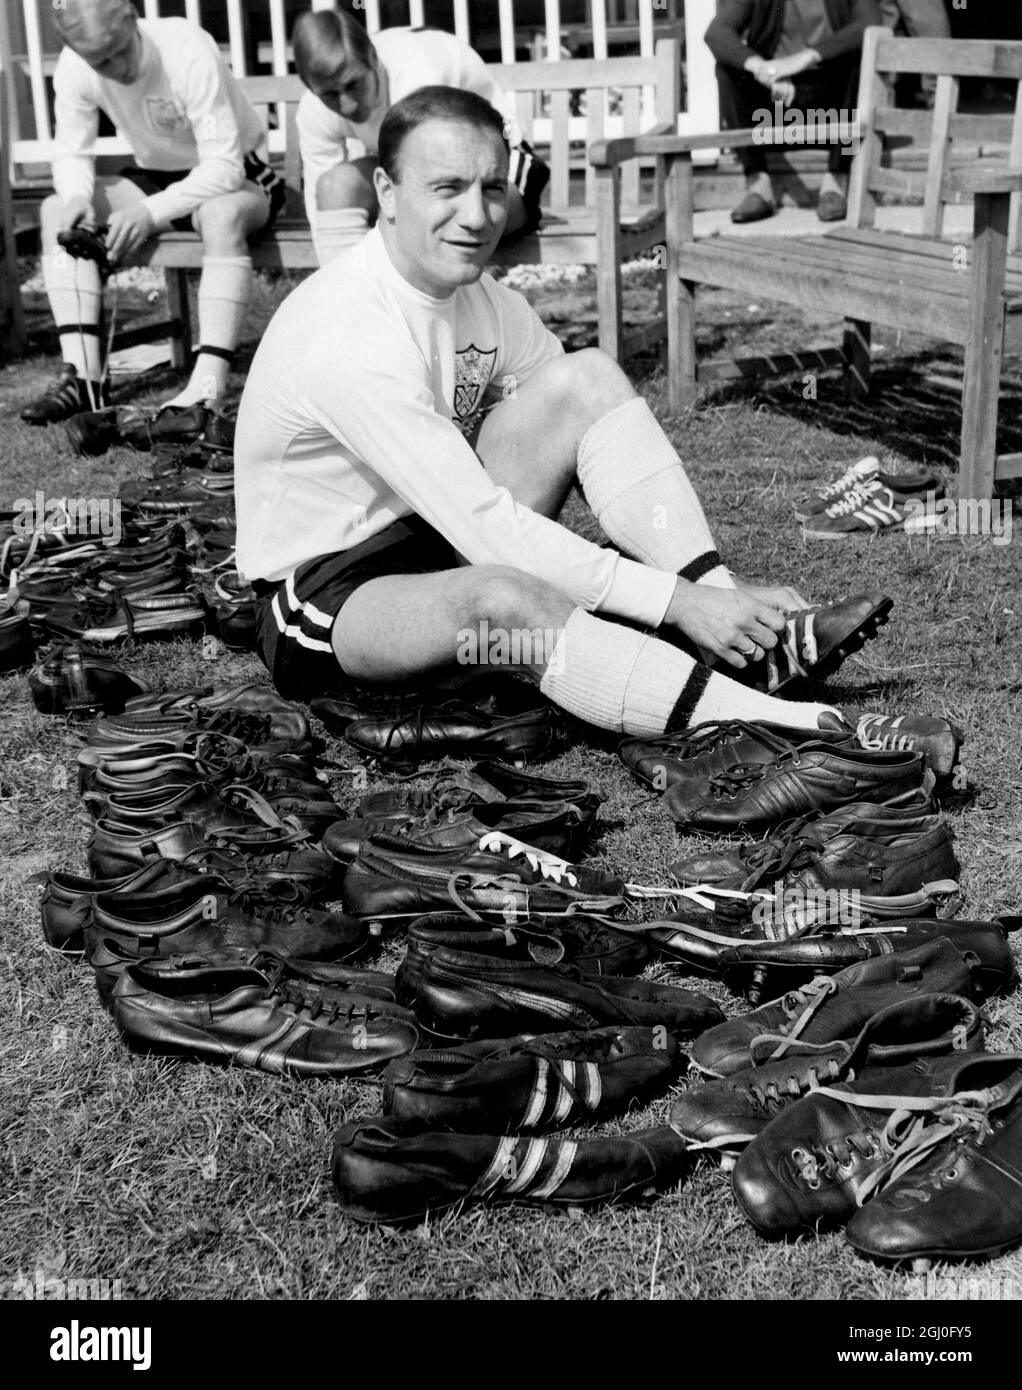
292;10;537;265
235;85;867;741
22;0;285;425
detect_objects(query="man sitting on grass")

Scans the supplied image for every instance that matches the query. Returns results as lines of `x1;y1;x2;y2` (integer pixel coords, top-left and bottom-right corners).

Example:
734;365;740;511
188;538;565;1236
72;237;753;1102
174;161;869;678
21;0;285;426
234;86;887;741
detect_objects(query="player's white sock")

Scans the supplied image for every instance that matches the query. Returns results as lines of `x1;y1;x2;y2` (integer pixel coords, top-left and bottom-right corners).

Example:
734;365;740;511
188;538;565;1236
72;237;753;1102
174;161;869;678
312;208;370;265
42;245;103;385
164;255;251;409
576;396;735;588
539;608;836;735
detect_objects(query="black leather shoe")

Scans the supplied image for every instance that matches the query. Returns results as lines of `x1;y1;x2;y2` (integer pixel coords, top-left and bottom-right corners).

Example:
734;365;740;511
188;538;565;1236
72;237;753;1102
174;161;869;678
671;993;983;1158
689;938;981;1078
412;946;724;1042
673;820;958;898
664;744;931;835
643;879;960;976
323;798;593;868
845;1060;1022;1264
29;643;147;716
111;955;418;1076
718;917;1020;1004
733;1052;1022;1237
345;699;564;766
620;720;855;791
358;760;601;818
669;798;940;886
0;596;36;674
395;912;649;1002
21;363;109;425
85;877;368;1004
731;191;776;224
731;594;893;696
342;834;626;928
38;859;197;952
333;1116;691;1224
384;1025;682;1134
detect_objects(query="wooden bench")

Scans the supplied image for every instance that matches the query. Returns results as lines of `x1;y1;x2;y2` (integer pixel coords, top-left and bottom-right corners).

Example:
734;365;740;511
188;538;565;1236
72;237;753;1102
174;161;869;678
138;40;681;369
591;29;1022;501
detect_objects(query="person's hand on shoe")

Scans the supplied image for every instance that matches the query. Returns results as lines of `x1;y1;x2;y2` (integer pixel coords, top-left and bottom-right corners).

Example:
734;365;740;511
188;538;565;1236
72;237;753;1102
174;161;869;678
60;196;95;233
664;580;786;670
735;581;809;613
106;204;155;264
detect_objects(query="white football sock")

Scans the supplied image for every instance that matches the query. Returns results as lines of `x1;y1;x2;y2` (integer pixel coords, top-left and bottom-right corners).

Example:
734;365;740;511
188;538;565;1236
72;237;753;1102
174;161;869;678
539;608;836;735
42;244;103;383
165;255;251;409
577;397;735;588
312;208;370;265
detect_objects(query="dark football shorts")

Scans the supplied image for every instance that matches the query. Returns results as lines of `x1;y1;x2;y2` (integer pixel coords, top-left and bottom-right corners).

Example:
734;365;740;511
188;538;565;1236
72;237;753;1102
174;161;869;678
119;151;287;233
252;516;459;701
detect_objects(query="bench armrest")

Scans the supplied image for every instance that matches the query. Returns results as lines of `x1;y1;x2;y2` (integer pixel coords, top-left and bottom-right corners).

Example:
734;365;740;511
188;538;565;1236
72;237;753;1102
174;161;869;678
590;122;863;167
588;121;676;168
949;163;1022;196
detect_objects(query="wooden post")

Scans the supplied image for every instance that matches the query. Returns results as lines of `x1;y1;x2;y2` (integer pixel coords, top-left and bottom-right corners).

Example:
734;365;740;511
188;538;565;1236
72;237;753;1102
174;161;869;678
0;81;26;361
960;191;1009;501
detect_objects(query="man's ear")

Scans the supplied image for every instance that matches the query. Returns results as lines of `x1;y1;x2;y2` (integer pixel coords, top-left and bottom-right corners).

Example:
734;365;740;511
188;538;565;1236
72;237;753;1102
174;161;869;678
374;164;397;222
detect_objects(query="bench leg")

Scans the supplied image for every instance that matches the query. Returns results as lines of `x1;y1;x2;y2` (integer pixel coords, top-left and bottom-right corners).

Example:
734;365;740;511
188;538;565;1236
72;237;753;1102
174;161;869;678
842;318;871;398
668;278;698;414
959;191;1008;502
165;269;192;372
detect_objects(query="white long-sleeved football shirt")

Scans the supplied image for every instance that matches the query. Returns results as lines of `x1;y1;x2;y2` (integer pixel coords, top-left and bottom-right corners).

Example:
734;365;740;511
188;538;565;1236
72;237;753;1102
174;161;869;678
296;26;516;227
52;17;266;227
234;229;677;630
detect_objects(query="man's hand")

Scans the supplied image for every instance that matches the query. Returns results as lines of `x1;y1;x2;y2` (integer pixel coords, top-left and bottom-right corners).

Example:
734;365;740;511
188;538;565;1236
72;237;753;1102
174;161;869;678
60;196;95;233
770;79;797;107
106;204;155;263
736;580;809;612
663;579;787;670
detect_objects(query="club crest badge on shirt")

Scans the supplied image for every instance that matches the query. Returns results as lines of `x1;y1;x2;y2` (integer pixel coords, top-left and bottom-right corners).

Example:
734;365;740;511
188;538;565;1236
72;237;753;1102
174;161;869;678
453;344;497;425
145;96;189;135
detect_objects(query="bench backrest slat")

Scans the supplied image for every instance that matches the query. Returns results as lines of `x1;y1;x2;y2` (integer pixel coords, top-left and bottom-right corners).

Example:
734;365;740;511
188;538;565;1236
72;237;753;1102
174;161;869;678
851;28;1022;252
922;73;958;238
492;38;680;215
875;35;1022;81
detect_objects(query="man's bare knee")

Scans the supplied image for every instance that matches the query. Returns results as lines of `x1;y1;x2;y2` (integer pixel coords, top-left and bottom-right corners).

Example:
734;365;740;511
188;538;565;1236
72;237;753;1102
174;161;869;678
543;348;635;422
463;566;570;632
316;162;376;212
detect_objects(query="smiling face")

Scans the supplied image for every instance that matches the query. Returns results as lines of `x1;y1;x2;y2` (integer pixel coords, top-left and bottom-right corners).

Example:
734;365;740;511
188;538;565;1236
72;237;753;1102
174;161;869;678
310;55;383;124
61;7;143;85
374;118;509;299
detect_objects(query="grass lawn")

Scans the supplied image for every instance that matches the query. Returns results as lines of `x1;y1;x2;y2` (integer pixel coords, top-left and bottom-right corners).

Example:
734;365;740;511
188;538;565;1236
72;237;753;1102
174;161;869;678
1;261;1021;1302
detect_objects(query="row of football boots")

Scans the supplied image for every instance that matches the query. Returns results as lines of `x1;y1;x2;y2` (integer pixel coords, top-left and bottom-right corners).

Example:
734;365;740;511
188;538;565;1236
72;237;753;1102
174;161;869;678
40;683;396;1040
667;935;1022;1266
2;512;209;647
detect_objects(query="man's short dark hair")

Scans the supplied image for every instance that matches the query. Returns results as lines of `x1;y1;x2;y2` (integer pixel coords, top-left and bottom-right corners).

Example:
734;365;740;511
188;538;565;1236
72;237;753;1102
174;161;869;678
378;86;509;182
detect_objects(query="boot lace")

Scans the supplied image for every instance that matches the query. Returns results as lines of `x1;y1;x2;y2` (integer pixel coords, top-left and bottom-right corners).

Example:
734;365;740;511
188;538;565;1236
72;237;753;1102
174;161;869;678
476;831;581;886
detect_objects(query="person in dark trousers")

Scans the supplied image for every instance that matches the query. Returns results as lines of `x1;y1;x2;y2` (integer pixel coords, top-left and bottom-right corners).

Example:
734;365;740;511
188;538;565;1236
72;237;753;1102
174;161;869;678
706;0;881;224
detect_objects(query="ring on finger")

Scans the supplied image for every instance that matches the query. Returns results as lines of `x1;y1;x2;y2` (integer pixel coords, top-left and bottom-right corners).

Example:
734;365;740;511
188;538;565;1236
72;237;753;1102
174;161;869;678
742;641;761;658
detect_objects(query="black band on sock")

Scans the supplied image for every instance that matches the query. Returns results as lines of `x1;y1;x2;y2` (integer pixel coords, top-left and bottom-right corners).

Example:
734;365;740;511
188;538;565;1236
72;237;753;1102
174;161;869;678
56;322;101;336
664;663;712;733
678;550;724;584
196;345;234;363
